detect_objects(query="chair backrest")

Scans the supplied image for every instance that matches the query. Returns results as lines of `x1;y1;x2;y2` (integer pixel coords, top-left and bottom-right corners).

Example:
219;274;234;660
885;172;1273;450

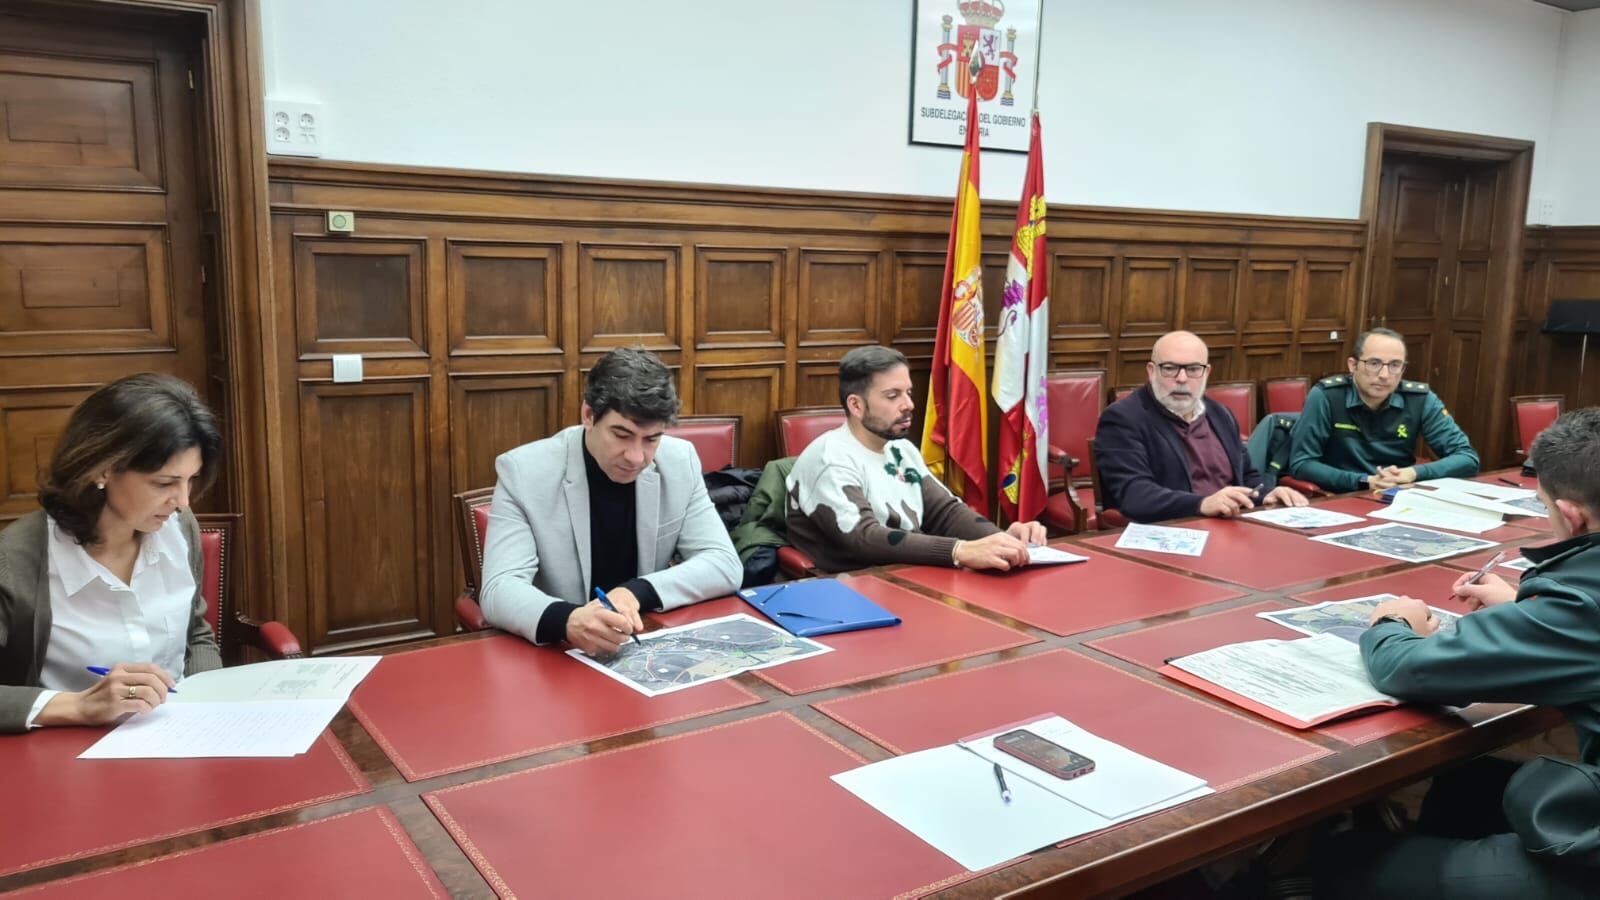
1262;376;1309;415
1207;381;1258;440
1086;437;1108;515
194;513;236;653
1510;394;1564;455
454;487;496;592
666;415;741;471
1111;385;1138;403
1044;370;1105;483
774;406;845;457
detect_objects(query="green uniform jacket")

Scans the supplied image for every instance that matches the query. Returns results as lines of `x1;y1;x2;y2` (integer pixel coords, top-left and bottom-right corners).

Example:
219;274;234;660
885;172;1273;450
730;456;796;564
1361;531;1600;863
1287;374;1479;493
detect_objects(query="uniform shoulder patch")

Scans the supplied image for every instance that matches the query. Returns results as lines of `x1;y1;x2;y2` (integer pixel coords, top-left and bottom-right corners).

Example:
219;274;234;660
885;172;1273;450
1398;380;1430;394
1317;374;1350;388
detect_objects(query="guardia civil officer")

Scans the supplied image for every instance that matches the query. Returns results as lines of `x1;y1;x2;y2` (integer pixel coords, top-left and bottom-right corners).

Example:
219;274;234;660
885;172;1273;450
1287;327;1478;492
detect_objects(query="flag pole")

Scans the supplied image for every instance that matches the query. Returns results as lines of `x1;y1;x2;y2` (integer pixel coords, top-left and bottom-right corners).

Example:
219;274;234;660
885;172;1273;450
1030;1;1044;113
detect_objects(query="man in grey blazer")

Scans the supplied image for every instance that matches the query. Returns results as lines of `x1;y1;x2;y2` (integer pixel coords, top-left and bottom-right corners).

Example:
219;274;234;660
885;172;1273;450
479;348;741;655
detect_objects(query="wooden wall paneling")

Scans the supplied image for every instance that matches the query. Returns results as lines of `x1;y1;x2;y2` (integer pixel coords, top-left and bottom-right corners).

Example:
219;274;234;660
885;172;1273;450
1297;342;1347;382
1051;253;1114;340
448;374;565;493
293;238;427;357
1300;257;1355;335
693;365;783;468
1119;253;1181;336
0;386;92;520
299;379;436;652
0;225;173;353
1182;255;1241;334
795;363;841;410
695;246;784;349
447;242;562;355
889;250;946;350
577;243;680;353
798;249;880;346
1241;343;1292;384
1241;253;1297;334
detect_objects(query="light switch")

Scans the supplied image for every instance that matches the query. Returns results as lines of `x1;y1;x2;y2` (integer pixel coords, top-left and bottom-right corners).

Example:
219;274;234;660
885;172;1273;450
326;211;356;234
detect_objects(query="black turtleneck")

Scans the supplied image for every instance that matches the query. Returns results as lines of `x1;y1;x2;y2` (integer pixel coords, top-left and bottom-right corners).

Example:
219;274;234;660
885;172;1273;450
532;442;663;644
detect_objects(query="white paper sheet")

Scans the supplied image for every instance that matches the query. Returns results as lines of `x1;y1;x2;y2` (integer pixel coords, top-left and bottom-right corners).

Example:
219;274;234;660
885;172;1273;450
1417;477;1536;503
957;716;1206;819
833;744;1104;871
1114;523;1208;557
170;657;380;704
1414;486;1543;519
1168;633;1398;725
1242;507;1365;529
1503;556;1535;572
1311;522;1497;563
79;700;343;759
1027;546;1090;566
567;613;831;697
1368;490;1503;534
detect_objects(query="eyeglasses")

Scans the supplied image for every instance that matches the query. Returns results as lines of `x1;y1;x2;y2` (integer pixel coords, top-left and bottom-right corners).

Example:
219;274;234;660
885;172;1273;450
1153;362;1210;379
1356;358;1407;375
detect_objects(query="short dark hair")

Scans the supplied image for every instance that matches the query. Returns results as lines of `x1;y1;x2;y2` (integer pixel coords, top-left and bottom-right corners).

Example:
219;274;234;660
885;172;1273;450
584;347;680;426
38;373;223;546
837;345;909;411
1531;408;1600;515
1352;327;1406;359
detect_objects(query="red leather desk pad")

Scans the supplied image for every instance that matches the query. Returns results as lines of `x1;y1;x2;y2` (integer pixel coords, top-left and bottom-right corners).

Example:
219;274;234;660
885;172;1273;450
1085;518;1389;590
348;634;761;781
0;730;367;877
655;575;1037;694
814;650;1326;792
1087;602;1445;744
1290;564;1475;615
1445;545;1530;572
892;547;1243;637
424;713;971;899
12;808;444;899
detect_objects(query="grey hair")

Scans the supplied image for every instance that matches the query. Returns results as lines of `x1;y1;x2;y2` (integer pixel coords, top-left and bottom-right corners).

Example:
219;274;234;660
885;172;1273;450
1530;408;1600;515
583;347;680;426
837;345;909;411
1352;327;1406;359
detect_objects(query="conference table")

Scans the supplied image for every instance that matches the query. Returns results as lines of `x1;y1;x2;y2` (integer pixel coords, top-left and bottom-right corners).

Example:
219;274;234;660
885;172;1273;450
0;469;1561;898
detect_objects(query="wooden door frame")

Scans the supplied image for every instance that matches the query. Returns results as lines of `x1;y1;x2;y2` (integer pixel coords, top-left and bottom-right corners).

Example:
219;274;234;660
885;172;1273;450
6;0;282;626
1357;122;1534;468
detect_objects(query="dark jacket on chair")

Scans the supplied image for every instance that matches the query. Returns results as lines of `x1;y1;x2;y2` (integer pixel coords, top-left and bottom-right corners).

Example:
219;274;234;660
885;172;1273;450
1094;385;1258;523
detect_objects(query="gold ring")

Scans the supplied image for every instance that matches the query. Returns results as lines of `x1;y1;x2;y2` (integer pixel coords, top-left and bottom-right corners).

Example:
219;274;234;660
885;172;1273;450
126;685;137;699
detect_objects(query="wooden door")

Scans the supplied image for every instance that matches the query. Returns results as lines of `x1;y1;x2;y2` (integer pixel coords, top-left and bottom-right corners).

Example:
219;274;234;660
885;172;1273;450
1367;155;1498;448
0;12;218;520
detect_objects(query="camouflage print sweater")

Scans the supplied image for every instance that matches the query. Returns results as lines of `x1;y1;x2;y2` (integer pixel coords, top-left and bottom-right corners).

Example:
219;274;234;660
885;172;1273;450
784;425;999;573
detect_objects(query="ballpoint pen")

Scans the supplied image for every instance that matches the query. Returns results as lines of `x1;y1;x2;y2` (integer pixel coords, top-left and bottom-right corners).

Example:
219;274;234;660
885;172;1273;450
592;587;642;644
992;762;1012;803
1498;477;1523;488
86;666;177;693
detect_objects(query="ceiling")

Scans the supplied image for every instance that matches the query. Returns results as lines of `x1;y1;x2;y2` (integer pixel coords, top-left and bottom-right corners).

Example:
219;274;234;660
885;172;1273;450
1531;0;1600;10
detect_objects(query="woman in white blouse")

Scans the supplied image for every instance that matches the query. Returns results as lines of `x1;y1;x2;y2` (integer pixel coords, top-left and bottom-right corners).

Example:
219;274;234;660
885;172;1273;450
0;373;224;732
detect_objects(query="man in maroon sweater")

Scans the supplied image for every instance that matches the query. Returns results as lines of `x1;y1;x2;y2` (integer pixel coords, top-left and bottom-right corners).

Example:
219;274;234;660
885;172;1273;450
1094;331;1307;523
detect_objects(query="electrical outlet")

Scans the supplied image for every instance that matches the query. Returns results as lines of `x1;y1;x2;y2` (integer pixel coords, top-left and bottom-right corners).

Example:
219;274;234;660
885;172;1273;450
265;100;325;157
1537;197;1557;226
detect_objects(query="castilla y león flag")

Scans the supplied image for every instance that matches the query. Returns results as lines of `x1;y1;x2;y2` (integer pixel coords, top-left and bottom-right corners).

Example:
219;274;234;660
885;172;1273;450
920;84;989;515
992;112;1050;524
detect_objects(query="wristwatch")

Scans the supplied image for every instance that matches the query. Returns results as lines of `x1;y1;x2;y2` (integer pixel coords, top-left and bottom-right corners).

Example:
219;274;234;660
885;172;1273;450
1372;614;1412;630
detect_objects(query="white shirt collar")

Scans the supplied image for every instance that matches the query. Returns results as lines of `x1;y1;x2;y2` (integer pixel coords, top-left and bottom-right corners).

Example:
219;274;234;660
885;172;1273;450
48;513;187;596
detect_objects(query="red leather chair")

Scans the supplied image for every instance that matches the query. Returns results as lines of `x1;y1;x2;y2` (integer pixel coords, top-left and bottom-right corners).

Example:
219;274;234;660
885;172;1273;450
774;407;845;458
1085;438;1128;530
1110;385;1138;404
194;514;302;662
666;415;741;471
1207;381;1257;441
1040;370;1103;533
1263;376;1309;415
1510;394;1564;458
452;487;495;632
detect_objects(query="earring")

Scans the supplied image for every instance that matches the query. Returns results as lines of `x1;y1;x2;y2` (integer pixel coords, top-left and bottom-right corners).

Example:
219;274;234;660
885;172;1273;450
95;482;105;490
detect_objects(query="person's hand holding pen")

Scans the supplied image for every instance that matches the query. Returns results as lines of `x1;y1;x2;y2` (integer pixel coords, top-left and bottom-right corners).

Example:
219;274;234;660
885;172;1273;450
1005;520;1047;550
1452;552;1518;611
31;662;177;727
566;588;641;656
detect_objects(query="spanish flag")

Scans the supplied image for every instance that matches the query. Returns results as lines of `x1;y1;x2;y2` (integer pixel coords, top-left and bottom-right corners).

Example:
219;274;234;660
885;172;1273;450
992;112;1050;524
921;81;989;515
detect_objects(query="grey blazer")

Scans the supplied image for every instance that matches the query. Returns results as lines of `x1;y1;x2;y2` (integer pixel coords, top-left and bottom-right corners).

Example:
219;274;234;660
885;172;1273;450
0;509;223;733
479;426;742;644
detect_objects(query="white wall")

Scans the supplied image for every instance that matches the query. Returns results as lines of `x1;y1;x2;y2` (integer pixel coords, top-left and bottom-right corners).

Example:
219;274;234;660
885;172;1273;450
1549;9;1600;225
263;0;1573;221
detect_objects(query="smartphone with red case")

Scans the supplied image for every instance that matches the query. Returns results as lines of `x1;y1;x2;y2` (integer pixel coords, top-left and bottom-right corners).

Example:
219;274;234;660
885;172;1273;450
993;728;1096;780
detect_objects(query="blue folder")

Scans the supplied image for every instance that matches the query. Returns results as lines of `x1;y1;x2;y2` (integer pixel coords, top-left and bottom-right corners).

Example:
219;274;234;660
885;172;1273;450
737;580;902;638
